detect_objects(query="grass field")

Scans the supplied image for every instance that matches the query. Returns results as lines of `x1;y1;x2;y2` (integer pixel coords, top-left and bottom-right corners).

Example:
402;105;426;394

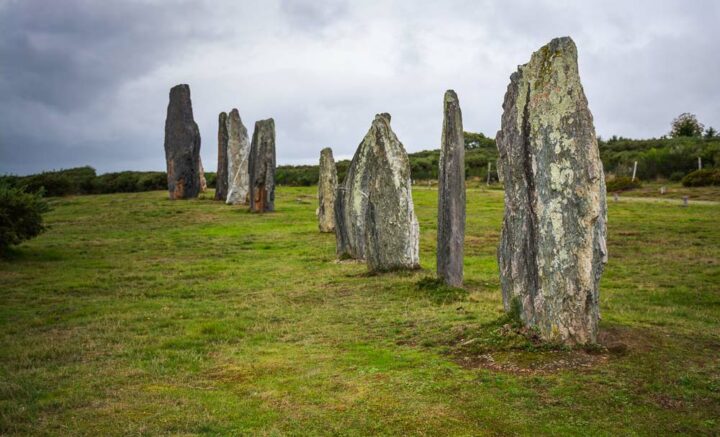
1;186;719;436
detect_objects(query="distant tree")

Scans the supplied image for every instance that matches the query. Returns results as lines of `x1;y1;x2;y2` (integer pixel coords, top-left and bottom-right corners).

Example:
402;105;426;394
463;132;495;150
670;113;704;137
704;126;718;138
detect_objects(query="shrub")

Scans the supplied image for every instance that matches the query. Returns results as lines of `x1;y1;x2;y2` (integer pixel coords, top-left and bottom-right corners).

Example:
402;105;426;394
0;183;51;253
681;168;720;187
606;176;641;192
669;171;685;182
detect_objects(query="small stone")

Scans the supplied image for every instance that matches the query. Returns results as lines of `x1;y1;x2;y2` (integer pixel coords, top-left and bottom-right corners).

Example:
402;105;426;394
226;109;250;205
496;37;608;345
248;119;276;212
437;90;466;287
317;147;337;232
215;112;229;201
163;84;201;199
199;157;207;192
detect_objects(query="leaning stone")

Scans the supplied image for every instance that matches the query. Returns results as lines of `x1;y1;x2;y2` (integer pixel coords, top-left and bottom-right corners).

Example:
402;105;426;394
163;84;201;199
317;147;337;232
248;119;276;212
334;117;376;260
437;90;465;287
496;37;608;345
226;109;250;205
215;112;229;201
362;113;420;271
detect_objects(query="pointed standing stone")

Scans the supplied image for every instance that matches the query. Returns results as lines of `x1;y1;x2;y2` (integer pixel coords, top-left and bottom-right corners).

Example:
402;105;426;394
163;84;201;199
437;90;465;287
226;109;250;205
248;119;276;212
335;113;419;270
317;147;337;232
496;37;608;345
215;112;229;201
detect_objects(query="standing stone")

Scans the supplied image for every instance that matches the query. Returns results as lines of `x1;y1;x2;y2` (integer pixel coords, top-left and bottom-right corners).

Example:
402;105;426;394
335;113;419;270
215;112;229;201
317;147;337;232
437;90;465;287
163;84;201;199
199;157;207;192
248;119;276;212
496;37;608;345
226;109;250;205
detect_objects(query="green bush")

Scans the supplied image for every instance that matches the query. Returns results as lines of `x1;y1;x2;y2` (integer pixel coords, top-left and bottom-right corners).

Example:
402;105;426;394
606;176;641;192
681;168;720;187
669;171;686;182
0;183;51;253
599;137;719;180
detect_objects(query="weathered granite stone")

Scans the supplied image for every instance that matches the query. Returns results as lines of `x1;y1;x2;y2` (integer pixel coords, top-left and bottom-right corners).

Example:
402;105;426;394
334;121;373;259
226;109;250;205
437;90;465;287
163;84;201;199
248;119;276;212
199;157;207;192
317;147;337;232
337;113;419;271
496;37;608;345
215;112;229;201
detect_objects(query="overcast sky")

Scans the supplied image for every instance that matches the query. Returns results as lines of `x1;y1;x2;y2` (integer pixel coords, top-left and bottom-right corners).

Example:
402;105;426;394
1;0;718;175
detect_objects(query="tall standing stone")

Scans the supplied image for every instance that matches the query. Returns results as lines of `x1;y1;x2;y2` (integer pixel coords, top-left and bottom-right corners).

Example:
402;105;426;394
226;109;250;205
248;119;276;212
437;90;465;287
496;37;608;345
317;147;337;232
335;113;419;270
163;84;201;199
215;112;229;201
364;114;420;271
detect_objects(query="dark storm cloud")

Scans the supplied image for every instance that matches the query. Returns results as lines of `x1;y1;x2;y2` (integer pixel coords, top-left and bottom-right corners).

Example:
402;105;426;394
1;0;718;175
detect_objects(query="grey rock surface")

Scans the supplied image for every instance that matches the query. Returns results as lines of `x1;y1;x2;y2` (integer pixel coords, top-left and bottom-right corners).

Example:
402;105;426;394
226;109;250;205
248;119;276;212
317;147;337;232
163;84;201;199
496;37;608;344
335;113;419;270
215;112;229;201
437;90;465;287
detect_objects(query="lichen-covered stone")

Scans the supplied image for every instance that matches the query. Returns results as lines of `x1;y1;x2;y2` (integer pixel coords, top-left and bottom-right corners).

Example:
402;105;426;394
317;147;337;232
437;90;465;287
215;112;229;201
496;37;608;345
163;84;201;199
334;118;373;260
248;119;276;212
226;109;250;205
334;113;419;270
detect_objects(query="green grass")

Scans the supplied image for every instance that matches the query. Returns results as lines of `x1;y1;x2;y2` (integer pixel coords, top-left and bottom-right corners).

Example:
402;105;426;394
1;187;719;436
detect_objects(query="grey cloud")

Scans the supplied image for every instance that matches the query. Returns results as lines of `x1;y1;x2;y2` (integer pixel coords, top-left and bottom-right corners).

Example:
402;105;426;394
1;0;718;175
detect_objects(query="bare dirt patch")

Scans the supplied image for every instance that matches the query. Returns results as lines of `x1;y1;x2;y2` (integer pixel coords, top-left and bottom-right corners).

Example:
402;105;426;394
448;324;648;375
